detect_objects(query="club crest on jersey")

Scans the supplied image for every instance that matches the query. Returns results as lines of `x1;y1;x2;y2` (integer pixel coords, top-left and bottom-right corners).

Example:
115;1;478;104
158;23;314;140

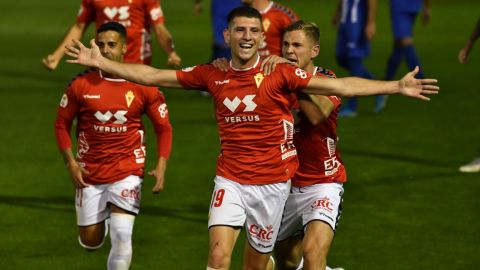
263;19;271;32
254;73;264;88
125;90;135;107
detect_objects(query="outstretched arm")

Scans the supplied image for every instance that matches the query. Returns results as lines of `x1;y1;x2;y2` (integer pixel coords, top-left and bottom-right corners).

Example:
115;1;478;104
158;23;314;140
65;39;182;88
303;67;439;101
42;22;87;71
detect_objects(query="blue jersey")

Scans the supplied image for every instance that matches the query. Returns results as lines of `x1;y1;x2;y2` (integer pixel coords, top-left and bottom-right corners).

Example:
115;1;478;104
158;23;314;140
337;0;370;58
391;0;423;12
211;0;242;44
340;0;368;26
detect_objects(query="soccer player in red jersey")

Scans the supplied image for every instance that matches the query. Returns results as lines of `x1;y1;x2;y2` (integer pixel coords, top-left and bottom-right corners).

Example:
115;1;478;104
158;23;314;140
242;0;299;57
65;7;438;270
42;0;181;70
54;22;172;269
260;21;346;270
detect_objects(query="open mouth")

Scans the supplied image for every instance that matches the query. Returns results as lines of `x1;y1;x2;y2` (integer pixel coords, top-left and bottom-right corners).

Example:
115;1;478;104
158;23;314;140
239;43;253;49
286;57;298;64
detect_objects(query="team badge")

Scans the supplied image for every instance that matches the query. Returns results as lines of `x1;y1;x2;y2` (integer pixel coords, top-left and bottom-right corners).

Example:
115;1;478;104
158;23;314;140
125;90;135;107
263;19;271;32
254;73;264;88
60;94;68;108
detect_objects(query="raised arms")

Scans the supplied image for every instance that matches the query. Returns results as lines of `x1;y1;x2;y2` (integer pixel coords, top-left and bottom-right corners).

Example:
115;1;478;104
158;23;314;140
66;39;182;88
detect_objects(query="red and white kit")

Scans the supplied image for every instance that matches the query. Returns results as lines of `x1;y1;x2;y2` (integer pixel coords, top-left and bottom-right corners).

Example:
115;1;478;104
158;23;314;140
176;57;312;252
55;69;172;185
293;66;346;187
279;67;346;238
77;0;165;64
176;57;312;185
258;1;298;57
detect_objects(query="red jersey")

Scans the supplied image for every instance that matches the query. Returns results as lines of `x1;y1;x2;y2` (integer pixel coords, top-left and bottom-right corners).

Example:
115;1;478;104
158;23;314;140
77;0;165;64
259;1;298;57
176;58;312;185
292;67;347;187
55;69;172;184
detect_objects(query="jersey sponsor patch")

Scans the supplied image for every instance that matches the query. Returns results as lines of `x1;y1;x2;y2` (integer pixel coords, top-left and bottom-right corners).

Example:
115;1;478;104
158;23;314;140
150;7;163;21
60;94;68;108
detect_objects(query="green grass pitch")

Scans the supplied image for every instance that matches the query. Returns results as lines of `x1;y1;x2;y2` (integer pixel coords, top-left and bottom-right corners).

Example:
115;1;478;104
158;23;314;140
0;0;479;269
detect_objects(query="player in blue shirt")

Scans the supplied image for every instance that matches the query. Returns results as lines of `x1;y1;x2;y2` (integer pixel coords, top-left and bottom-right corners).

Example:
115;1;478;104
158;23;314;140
381;0;431;111
333;0;381;117
194;0;242;60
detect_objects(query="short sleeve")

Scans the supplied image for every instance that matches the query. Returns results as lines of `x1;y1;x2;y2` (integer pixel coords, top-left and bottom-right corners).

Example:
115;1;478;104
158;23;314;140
276;64;313;93
175;65;211;90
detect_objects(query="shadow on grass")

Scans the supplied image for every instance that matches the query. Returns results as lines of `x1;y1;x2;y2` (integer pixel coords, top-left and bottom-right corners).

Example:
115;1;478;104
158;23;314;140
0;195;207;223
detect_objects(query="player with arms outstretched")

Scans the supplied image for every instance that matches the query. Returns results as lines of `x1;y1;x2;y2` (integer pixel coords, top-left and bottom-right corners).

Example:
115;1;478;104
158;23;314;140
54;22;172;269
65;6;438;270
260;21;346;270
242;0;299;57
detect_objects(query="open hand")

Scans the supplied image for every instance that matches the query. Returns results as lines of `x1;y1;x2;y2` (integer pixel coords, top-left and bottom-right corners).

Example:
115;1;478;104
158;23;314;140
398;66;439;101
65;39;103;68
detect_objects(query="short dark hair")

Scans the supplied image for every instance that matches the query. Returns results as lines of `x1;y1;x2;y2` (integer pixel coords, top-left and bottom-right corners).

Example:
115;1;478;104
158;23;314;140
285;20;320;45
227;6;262;27
97;21;127;42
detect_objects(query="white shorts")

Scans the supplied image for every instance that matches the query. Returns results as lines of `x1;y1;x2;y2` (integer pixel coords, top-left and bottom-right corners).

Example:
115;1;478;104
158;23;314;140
277;183;344;241
75;175;143;226
208;176;291;253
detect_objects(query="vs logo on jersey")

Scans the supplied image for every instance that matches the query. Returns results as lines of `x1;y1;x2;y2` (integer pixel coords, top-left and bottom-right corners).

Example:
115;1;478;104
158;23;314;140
103;6;130;20
223;95;257;113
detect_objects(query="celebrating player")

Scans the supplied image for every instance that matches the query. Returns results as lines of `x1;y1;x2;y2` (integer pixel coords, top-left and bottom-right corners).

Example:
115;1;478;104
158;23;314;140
65;6;438;270
260;21;346;270
242;0;299;57
42;0;181;70
54;22;172;269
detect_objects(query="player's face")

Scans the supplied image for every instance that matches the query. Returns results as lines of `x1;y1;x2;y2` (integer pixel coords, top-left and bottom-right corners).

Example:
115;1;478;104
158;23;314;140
224;16;263;67
96;30;127;62
282;30;319;70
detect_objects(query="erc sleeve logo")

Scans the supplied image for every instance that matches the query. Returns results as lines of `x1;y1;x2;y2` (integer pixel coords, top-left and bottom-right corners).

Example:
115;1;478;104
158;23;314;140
223;95;257;113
